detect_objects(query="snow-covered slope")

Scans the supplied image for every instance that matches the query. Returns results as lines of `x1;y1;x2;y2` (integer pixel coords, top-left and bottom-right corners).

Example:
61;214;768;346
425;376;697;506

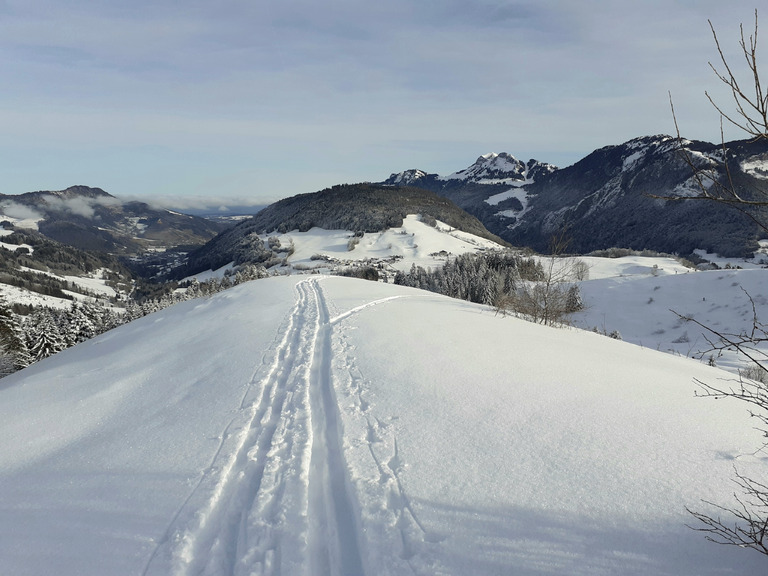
571;252;768;373
0;275;764;575
264;214;503;277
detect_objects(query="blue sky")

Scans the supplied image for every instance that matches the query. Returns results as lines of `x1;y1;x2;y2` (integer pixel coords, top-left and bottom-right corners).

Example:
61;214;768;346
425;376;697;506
0;1;761;210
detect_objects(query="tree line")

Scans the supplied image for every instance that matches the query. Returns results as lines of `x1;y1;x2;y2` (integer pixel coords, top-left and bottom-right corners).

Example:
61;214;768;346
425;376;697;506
393;249;585;325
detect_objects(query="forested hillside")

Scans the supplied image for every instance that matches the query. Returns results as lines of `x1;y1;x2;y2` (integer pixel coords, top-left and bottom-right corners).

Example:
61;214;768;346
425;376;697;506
384;136;768;258
175;183;506;277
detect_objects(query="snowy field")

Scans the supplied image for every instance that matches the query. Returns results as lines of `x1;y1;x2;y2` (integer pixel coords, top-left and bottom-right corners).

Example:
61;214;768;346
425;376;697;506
0;267;119;310
0;275;765;575
572;253;768;373
257;215;501;276
230;218;768;376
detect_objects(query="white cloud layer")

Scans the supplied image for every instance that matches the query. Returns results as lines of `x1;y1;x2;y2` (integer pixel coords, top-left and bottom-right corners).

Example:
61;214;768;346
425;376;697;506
0;0;761;202
0;201;43;222
39;194;122;219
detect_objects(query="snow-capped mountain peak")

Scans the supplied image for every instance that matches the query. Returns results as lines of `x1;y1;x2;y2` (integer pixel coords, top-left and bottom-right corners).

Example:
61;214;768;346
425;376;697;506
442;152;556;186
385;168;429;186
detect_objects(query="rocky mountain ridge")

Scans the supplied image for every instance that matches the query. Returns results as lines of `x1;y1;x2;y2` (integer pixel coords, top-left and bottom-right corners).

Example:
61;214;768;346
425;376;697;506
385;135;768;257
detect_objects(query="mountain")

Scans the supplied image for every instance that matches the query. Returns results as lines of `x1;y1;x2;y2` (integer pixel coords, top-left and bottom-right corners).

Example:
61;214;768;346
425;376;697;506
175;183;507;277
0;226;135;311
0;185;232;314
383;153;557;222
503;136;768;256
0;185;227;254
0;273;763;575
385;136;768;257
385;153;557;189
442;151;558;185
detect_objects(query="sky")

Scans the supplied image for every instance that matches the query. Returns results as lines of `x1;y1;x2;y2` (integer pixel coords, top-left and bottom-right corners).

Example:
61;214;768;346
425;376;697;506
0;1;763;211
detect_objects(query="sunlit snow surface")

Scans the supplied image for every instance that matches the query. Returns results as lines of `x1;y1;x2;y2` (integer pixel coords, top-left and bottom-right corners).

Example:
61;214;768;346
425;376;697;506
260;215;501;275
0;275;765;575
572;253;768;373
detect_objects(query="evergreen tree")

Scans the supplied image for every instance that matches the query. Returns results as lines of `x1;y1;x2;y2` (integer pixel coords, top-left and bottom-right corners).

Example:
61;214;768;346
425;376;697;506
26;309;66;362
64;303;96;346
0;304;31;371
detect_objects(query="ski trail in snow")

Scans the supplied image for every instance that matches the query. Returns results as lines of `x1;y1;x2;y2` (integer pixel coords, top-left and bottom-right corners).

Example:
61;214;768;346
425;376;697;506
306;278;366;576
152;278;364;576
332;303;443;574
329;295;406;325
142;291;306;576
169;281;314;576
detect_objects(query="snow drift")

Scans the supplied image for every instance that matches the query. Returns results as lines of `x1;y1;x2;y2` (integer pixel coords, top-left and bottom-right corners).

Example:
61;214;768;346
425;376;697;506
0;276;765;575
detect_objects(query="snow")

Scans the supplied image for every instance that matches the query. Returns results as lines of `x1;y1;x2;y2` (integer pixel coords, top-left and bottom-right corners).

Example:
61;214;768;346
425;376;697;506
128;216;148;233
577;254;691;279
670;176;715;198
183;262;236;283
571;254;768;373
485;185;530;206
0;239;33;253
0;225;34;253
622;149;645;170
0;210;43;230
0;274;765;575
741;157;768;179
265;214;502;274
62;269;118;298
388;169;427;186
694;242;768;268
16;266;118;301
0;282;74;309
442;152;525;183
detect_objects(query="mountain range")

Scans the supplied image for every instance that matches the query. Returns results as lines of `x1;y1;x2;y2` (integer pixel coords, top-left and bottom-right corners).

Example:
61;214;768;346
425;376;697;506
169;134;768;280
385;135;768;258
0;186;230;306
0;133;766;309
0;186;226;254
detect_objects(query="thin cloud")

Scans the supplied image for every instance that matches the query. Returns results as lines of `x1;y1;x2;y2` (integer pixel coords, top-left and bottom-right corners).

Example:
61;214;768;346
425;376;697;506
0;0;760;204
0;201;43;222
39;194;122;219
121;193;271;213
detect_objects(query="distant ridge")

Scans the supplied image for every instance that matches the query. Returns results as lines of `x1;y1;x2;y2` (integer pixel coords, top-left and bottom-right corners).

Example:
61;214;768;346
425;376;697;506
384;136;768;257
0;185;226;254
178;183;506;276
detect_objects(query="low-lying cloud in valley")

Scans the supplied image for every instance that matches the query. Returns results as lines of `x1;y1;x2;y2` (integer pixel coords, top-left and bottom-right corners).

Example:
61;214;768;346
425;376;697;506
40;194;122;219
122;193;269;215
0;201;44;224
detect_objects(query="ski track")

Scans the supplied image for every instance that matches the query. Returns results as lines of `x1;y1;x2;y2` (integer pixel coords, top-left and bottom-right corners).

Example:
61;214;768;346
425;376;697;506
333;307;439;575
307;279;366;576
149;277;365;576
329;296;406;326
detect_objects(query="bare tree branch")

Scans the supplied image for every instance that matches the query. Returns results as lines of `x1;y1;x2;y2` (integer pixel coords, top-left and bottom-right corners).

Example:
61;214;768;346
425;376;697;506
649;10;768;247
665;10;768;561
706;10;768;140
